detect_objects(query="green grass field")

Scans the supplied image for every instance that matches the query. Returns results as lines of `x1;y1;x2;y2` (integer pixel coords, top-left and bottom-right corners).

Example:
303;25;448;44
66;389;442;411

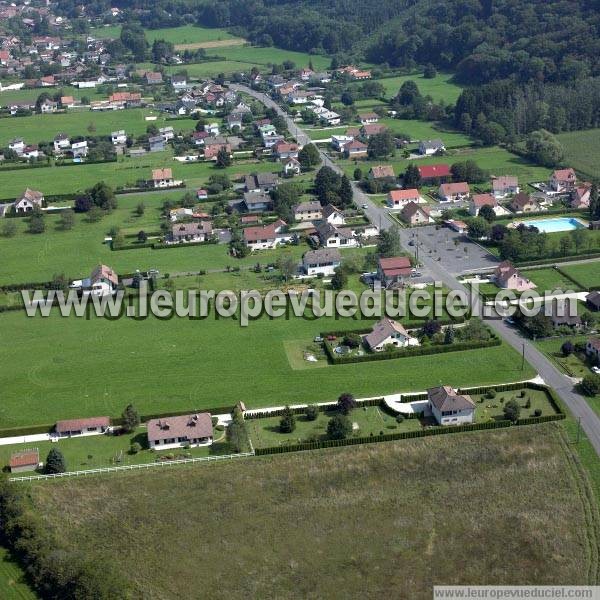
524;267;583;292
557;128;600;179
210;45;331;70
374;72;464;103
0;303;534;428
89;24;238;44
23;425;598;598
0;85;105;106
559;261;600;290
0;150;283;198
0;109;191;147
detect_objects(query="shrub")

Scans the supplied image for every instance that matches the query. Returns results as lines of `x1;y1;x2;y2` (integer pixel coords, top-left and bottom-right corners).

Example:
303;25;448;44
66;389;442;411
305;405;319;421
327;414;352;440
279;406;296;433
337;392;356;415
396;414;405;423
129;442;142;454
503;399;521;423
486;389;496;399
580;374;600;396
534;408;542;417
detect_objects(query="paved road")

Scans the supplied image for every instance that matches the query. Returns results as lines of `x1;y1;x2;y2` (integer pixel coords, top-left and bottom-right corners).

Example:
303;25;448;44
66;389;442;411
234;84;600;455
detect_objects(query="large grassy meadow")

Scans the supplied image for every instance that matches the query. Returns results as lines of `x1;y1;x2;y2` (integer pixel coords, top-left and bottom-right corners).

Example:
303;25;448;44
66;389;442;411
374;72;464;103
23;425;599;598
0;304;534;428
0;109;192;147
90;24;240;45
557;128;600;179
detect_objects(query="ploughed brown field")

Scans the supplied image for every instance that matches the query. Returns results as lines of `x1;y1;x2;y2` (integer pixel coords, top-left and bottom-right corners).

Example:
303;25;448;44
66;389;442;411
29;425;599;599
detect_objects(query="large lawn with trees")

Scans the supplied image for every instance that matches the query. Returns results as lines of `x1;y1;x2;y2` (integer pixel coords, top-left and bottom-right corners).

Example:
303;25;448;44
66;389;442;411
556;129;600;180
374;72;464;103
11;424;597;598
0;306;534;428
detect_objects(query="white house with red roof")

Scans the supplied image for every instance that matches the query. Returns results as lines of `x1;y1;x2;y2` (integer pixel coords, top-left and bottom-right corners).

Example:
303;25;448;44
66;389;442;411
243;219;292;250
387;189;421;209
377;256;413;287
550;168;577;193
438;182;470;203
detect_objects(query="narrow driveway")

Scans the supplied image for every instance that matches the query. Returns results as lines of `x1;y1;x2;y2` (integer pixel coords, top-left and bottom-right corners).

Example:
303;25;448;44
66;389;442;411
233;84;600;455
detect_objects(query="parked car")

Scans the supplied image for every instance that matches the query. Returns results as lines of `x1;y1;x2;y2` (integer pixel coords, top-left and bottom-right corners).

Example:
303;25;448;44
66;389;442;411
314;336;323;343
592;366;600;374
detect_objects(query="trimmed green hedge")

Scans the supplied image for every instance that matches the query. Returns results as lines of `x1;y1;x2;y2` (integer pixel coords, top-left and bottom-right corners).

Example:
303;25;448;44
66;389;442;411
515;252;600;267
244;397;384;420
254;419;513;455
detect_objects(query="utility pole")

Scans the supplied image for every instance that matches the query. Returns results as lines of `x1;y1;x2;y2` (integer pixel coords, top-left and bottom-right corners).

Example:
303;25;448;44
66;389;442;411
521;342;525;371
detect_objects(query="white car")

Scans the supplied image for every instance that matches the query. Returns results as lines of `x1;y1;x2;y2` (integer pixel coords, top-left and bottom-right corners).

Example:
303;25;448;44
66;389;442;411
592;366;600;374
361;203;368;209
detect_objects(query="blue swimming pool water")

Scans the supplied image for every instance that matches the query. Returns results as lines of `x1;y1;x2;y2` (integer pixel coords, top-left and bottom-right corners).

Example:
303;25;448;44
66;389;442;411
517;217;585;233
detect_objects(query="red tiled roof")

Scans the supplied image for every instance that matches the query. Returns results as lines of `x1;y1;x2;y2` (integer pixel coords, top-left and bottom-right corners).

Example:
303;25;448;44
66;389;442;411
9;449;39;469
56;416;110;433
389;189;419;201
418;164;450;179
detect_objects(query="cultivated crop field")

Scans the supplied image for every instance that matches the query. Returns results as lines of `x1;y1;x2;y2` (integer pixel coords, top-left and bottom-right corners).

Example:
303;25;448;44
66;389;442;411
557;128;600;179
0;305;534;428
26;425;599;598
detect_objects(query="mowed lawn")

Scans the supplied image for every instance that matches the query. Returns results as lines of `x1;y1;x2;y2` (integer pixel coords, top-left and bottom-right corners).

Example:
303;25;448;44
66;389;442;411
0;548;36;600
0;305;534;427
0;109;192;147
26;425;597;598
524;267;583;292
0;151;280;198
89;24;240;44
374;72;464;103
211;45;331;71
559;261;600;290
557;128;600;179
0;85;105;106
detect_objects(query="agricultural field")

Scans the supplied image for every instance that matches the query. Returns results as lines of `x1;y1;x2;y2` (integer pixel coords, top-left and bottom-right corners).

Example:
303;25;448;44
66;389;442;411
89;24;240;45
373;72;464;103
559;261;600;290
556;128;600;179
0;150;280;198
0;85;106;106
0;108;192;147
24;425;599;598
0;302;534;428
210;45;331;71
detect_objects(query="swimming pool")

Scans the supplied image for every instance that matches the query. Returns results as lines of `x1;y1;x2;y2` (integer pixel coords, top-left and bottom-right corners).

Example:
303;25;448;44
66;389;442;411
515;217;586;233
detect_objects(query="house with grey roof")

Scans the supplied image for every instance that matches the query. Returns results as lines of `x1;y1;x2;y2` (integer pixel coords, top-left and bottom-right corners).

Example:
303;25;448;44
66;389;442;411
418;139;445;156
427;386;476;425
146;413;213;449
364;318;418;352
242;191;273;213
302;248;341;276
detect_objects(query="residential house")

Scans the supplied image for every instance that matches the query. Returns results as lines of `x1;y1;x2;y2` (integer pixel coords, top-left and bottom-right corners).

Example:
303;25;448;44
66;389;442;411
322;204;346;226
196;189;208;200
226;112;244;130
548;299;581;329
550;168;577;193
204;141;231;161
169;207;193;222
364;318;418;352
244;173;279;193
438;182;470;203
53;133;70;153
331;135;354;152
150;168;176;188
427;386;476;426
315;221;357;248
288;90;311;104
9;449;40;473
90;264;118;295
586;291;600;312
149;135;166;152
55;416;110;437
282;157;301;177
111;130;127;145
14;188;44;213
22;145;41;160
510;192;540;213
71;141;88;158
494;261;536;291
387;189;420;209
145;72;163;85
401;202;433;226
40;98;57;113
60;95;75;108
243;191;273;213
243;219;292;250
302;248;341;276
204;122;220;136
492;176;519;199
368;165;394;180
377;256;413;287
171;74;188;90
359;112;379;125
293;201;322;222
147;413;213;449
343;139;368;159
446;219;468;234
417;164;450;183
419;139;445;156
360;123;386;138
585;337;600;363
273;141;299;160
9;138;25;155
469;193;498;216
571;184;591;209
171;221;213;243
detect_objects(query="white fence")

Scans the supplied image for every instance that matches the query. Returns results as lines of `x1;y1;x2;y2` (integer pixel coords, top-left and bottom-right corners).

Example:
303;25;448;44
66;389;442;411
9;451;254;482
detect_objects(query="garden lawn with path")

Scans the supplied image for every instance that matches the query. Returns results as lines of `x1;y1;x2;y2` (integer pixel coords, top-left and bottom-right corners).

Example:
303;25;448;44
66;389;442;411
558;261;600;290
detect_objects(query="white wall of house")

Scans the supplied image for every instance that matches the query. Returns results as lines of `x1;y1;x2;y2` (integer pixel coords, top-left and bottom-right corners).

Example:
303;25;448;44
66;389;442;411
430;405;475;426
150;436;213;450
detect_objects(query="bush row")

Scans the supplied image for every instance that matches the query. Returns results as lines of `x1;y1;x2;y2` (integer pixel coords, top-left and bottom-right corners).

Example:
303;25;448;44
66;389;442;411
244;397;384;420
254;419;513;455
111;239;219;252
55;157;118;167
516;252;600;267
115;184;186;195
